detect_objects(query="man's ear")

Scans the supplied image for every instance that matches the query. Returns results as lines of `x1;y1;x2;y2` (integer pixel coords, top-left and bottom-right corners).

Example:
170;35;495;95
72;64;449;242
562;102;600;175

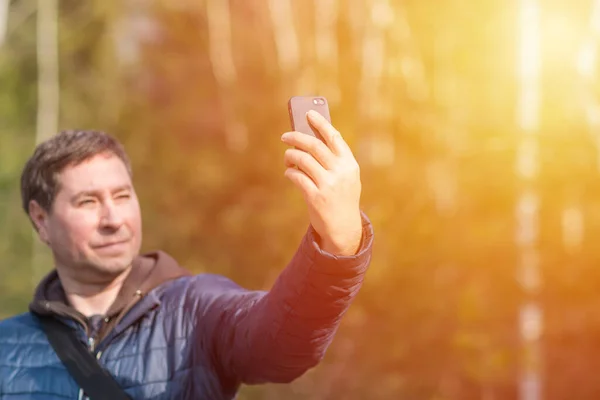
29;200;51;245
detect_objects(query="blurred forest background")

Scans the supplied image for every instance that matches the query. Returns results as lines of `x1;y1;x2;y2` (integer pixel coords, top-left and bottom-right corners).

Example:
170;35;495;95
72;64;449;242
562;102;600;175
3;0;600;398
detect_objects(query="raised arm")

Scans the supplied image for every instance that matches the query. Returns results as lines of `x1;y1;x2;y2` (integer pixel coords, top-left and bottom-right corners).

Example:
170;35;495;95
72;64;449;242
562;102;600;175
199;111;373;384
204;212;373;384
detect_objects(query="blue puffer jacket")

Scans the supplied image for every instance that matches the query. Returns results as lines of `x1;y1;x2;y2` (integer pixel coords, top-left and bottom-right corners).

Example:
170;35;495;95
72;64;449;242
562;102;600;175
0;218;373;399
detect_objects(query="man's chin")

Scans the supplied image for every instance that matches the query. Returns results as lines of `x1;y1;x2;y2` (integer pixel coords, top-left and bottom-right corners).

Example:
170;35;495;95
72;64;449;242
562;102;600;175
89;254;135;278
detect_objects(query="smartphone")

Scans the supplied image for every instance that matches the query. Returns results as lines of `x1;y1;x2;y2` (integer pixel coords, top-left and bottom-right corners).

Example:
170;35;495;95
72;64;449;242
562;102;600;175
288;96;331;142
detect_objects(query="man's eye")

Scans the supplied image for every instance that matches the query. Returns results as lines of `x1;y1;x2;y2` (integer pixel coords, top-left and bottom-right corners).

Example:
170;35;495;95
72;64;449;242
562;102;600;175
79;199;95;206
116;193;131;200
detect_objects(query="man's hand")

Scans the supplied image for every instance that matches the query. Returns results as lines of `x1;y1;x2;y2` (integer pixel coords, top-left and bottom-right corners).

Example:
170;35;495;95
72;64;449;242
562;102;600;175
281;110;362;256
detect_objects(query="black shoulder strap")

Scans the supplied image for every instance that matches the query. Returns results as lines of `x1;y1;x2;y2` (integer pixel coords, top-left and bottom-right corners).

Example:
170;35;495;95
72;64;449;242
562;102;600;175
39;316;132;400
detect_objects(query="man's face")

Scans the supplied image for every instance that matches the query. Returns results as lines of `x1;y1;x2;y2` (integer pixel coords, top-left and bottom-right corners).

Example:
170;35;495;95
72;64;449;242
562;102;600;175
31;152;142;281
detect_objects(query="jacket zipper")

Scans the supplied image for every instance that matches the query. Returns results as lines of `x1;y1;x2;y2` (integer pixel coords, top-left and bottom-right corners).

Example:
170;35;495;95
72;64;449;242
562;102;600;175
88;337;95;352
78;290;145;399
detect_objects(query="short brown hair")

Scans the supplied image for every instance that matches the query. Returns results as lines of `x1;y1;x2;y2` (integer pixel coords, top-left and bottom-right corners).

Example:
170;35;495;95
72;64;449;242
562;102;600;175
20;130;132;214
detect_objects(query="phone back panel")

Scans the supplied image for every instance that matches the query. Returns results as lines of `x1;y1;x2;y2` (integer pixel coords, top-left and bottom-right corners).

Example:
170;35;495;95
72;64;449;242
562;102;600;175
288;96;331;141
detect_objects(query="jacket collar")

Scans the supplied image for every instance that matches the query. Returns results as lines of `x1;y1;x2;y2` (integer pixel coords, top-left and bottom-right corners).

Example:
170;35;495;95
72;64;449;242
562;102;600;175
29;251;192;341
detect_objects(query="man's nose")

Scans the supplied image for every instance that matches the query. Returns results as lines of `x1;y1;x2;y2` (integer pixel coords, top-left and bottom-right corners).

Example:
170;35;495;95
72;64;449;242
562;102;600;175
100;202;124;228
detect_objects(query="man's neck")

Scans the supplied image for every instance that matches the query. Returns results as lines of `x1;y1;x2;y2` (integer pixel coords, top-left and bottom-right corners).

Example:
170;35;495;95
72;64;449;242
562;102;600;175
57;266;132;317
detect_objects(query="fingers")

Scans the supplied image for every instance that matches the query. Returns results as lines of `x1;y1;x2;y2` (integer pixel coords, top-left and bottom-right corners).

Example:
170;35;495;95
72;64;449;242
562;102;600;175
284;167;318;199
284;148;327;186
306;110;350;155
280;131;336;169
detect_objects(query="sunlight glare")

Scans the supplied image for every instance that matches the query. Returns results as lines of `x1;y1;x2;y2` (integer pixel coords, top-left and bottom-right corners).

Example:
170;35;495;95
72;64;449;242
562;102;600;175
518;0;540;133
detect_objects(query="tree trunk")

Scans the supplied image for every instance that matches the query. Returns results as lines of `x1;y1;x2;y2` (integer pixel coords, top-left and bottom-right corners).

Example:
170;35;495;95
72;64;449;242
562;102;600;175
206;0;247;151
0;0;8;47
32;0;60;286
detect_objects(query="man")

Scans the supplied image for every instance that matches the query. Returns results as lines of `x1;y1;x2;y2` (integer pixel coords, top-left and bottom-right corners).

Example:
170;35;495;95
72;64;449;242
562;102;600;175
0;110;373;399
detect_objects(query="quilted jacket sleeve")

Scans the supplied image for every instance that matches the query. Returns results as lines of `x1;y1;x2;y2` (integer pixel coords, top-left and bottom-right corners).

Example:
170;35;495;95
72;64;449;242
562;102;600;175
203;211;374;385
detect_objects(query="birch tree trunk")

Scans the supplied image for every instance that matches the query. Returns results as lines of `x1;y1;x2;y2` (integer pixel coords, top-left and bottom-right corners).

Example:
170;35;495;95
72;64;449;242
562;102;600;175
357;0;397;167
32;0;59;286
0;0;9;47
267;0;301;95
206;0;247;152
313;0;339;103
